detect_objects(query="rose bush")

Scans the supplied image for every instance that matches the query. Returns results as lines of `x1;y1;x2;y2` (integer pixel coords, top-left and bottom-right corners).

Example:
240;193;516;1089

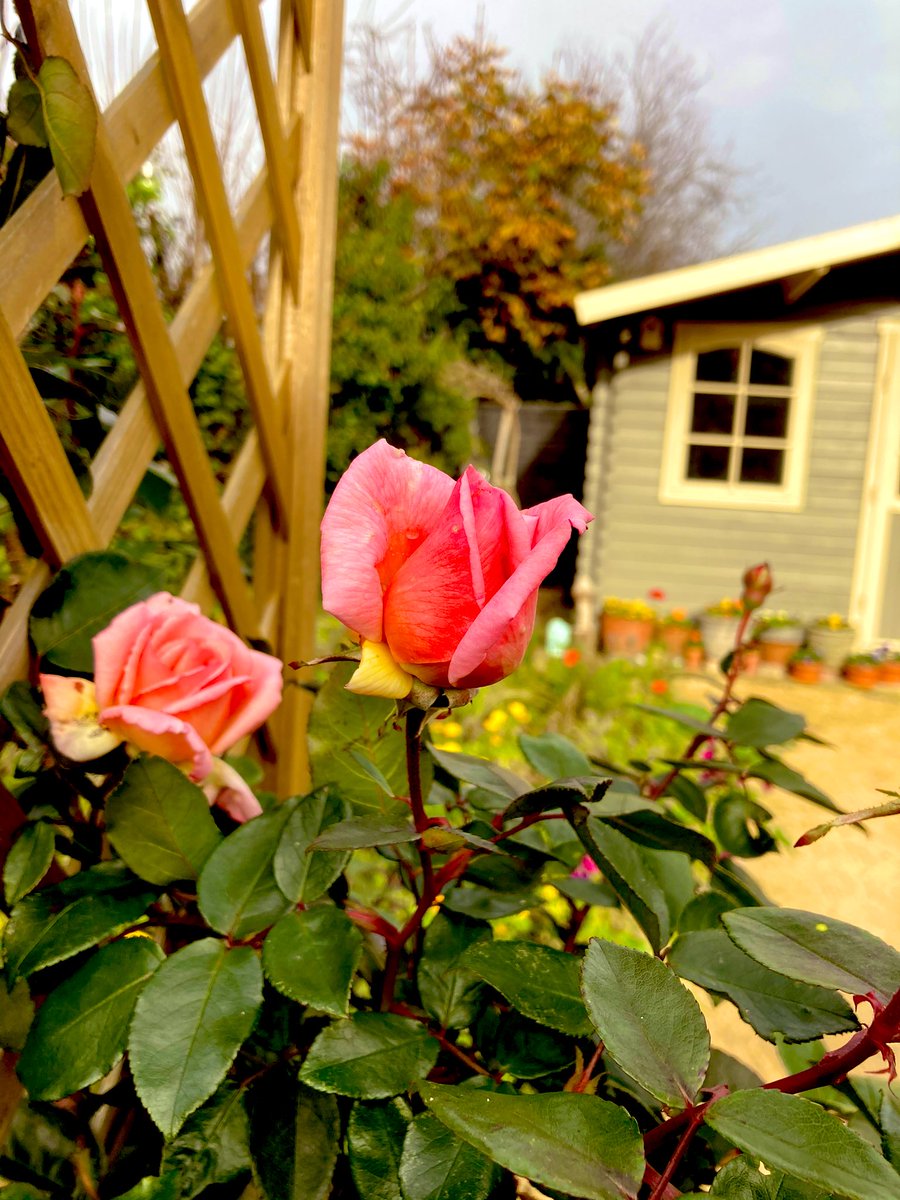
320;439;592;697
40;592;283;820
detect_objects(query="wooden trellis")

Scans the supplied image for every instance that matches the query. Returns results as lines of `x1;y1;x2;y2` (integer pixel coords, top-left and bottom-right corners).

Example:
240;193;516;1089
0;0;345;794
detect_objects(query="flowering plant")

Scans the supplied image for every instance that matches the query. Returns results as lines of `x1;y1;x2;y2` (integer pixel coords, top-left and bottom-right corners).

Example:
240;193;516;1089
3;531;900;1199
790;645;822;664
601;596;655;620
703;596;744;617
813;612;854;630
658;606;694;628
753;608;803;632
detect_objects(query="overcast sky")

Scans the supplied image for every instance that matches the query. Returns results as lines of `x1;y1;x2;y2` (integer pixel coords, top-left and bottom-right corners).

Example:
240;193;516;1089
344;0;900;251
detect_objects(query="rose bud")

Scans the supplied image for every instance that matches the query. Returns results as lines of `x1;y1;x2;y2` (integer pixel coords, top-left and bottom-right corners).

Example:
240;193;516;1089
741;562;773;611
41;593;283;822
320;440;592;698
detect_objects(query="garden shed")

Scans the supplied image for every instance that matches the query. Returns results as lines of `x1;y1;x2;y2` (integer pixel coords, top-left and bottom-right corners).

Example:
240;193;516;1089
572;215;900;647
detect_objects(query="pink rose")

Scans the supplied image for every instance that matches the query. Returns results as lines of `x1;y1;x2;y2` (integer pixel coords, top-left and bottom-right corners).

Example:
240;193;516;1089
320;440;592;697
41;593;283;822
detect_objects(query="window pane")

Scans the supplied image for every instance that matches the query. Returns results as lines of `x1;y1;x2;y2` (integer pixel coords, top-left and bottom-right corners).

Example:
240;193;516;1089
749;349;793;387
745;395;789;438
695;348;740;383
739;448;784;484
687;444;730;480
691;393;735;434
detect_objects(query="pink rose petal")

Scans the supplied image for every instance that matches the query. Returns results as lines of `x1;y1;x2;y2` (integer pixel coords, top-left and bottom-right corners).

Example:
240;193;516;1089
99;704;213;781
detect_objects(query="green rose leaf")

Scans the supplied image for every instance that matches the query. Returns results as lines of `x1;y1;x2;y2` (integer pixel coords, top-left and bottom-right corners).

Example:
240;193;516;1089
4;870;155;979
248;1067;339;1200
723;908;900;1004
581;939;709;1108
262;907;362;1017
0;976;34;1051
600;805;718;868
490;1012;576;1080
881;1088;900;1171
6;77;47;147
299;1013;438;1099
746;756;840;813
110;1176;181;1200
419;912;491;1029
703;1089;900;1200
309;665;418;816
35;57;97;197
347;1100;409;1200
518;731;594;779
197;806;293;939
29;551;162;673
464;940;591;1036
725;698;805;747
106;756;222;885
709;1157;828;1197
309;815;420;851
667;929;859;1044
442;884;536;920
0;681;50;771
502;779;606;824
160;1081;250;1199
428;745;528;800
129;939;262;1139
18;936;163;1100
399;1112;498;1200
273;788;350;903
4;820;55;906
420;1084;644;1200
713;792;775;858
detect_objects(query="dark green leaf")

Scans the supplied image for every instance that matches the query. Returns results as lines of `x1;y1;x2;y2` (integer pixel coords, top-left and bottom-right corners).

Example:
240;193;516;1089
310;815;420;851
490;1012;576;1079
502;779;608;824
518;732;593;779
399;1112;498;1200
881;1088;900;1171
309;665;417;815
106;755;222;885
723;908;900;1004
632;704;721;738
747;756;840;814
602;807;717;868
36;57;97;196
29;552;162;672
464;940;591;1036
705;1048;763;1094
4;821;55;905
709;1158;828;1198
581;939;709;1108
0;681;49;768
110;1179;180;1200
442;884;536;920
418;912;491;1029
713;792;775;858
129;939;262;1138
299;1013;438;1099
160;1081;250;1199
704;1089;900;1200
262;908;362;1017
18;936;163;1099
0;975;34;1051
668;930;859;1043
712;858;772;907
428;746;527;800
248;1067;339;1200
663;773;709;821
677;891;736;933
6;77;47;147
273;788;350;903
725;698;805;747
197;806;293;939
554;875;618;907
348;1100;409;1200
3;875;155;979
420;1084;644;1200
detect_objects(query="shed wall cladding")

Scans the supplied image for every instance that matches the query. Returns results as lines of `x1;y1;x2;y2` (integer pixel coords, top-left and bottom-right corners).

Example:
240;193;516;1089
595;311;886;617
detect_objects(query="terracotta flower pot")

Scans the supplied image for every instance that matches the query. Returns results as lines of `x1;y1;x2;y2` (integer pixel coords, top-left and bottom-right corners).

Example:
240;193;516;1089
789;660;822;684
682;646;705;670
601;613;654;657
843;663;879;689
878;660;900;683
657;624;691;657
758;639;803;667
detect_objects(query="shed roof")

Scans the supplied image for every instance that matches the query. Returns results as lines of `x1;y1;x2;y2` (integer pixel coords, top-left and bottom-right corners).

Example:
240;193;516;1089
574;214;900;327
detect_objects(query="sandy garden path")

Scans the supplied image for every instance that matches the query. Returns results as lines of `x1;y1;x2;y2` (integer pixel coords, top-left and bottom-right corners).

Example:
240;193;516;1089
674;669;900;1077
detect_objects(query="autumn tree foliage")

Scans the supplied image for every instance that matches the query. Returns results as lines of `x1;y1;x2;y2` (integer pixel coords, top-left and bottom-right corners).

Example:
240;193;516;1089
348;36;646;402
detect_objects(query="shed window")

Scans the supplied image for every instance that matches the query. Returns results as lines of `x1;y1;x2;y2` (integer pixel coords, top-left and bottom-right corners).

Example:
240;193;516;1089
660;324;820;512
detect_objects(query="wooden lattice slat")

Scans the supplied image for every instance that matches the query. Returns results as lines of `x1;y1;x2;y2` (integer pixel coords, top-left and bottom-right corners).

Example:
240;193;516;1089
0;0;345;793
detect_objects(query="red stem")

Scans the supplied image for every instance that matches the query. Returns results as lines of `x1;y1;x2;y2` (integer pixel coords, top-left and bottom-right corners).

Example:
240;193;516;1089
647;1109;705;1200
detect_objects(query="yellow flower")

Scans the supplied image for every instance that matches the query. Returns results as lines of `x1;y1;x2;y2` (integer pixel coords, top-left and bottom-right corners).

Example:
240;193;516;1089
438;740;462;753
507;700;531;723
489;734;503;747
437;720;464;739
482;709;509;733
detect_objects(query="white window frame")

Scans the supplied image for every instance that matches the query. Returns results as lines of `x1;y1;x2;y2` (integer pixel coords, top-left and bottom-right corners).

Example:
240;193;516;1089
659;322;821;511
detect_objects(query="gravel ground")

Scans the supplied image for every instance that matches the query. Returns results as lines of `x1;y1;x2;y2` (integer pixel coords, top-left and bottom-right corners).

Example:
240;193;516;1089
675;667;900;1077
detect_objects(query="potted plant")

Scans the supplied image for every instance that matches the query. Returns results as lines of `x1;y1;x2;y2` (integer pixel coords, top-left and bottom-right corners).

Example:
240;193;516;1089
876;648;900;684
807;613;856;668
753;610;805;667
600;597;655;657
842;651;880;689
655;607;695;658
788;646;823;684
681;631;705;670
698;597;744;663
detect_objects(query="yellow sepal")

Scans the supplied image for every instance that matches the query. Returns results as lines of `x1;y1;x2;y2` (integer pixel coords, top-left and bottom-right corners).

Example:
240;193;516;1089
345;640;413;699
